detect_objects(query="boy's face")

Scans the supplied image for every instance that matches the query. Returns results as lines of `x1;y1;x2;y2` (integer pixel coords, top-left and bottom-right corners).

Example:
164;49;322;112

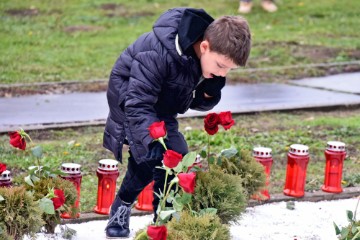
199;40;238;79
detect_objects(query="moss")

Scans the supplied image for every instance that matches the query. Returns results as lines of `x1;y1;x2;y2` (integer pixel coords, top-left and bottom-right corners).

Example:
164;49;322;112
190;166;247;224
0;186;44;240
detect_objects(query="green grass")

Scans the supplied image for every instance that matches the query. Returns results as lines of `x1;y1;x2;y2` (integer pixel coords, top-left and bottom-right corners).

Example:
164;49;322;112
1;0;360;84
1;109;359;212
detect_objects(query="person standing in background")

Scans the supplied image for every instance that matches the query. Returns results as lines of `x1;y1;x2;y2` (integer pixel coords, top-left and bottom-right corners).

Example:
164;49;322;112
238;0;278;14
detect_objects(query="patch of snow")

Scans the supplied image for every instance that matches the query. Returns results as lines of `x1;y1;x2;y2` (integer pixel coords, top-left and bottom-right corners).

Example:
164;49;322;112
24;198;359;240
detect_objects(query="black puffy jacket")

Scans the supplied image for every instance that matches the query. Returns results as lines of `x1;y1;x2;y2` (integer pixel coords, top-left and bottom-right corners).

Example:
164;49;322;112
104;8;225;163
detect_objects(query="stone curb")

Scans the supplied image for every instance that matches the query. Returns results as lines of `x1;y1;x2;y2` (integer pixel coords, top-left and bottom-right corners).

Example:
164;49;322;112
61;186;360;225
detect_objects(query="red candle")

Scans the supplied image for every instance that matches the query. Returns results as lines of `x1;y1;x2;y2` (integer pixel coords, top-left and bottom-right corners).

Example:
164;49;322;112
60;163;82;219
93;159;119;215
251;147;273;200
321;141;346;193
283;144;310;198
0;170;12;188
135;181;154;211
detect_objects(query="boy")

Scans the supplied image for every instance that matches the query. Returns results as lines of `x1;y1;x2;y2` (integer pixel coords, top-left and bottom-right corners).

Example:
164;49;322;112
103;7;251;238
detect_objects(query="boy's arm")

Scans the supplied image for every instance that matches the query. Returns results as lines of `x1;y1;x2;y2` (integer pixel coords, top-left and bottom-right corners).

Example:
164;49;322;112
190;76;225;111
124;51;167;151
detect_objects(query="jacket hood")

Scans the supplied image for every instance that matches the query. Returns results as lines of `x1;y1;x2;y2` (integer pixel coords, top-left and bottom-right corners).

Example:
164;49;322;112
153;8;214;65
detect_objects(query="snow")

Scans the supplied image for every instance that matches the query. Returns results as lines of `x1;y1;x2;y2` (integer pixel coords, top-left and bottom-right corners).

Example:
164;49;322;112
25;198;359;240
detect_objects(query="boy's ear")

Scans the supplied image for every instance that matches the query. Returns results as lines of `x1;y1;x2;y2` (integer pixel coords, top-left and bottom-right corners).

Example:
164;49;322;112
200;40;210;54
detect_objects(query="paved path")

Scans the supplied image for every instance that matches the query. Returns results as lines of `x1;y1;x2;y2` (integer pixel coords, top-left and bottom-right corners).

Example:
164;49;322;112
1;72;360;132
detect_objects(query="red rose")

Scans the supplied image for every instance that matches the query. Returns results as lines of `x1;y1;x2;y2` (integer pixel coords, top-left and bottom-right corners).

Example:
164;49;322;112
218;111;235;130
178;172;196;194
9;131;26;150
204;113;220;135
163;150;182;168
0;163;6;174
147;225;167;240
148;121;167;140
52;189;65;210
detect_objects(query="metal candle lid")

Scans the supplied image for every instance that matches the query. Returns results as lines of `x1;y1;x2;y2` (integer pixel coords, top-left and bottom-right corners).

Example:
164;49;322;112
61;163;81;174
0;170;11;181
253;147;272;158
98;159;118;171
289;144;309;156
326;141;346;152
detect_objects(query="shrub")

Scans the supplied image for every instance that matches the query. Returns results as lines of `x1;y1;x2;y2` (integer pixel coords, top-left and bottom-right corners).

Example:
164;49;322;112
26;176;78;233
0;186;44;240
190;166;247;224
220;148;266;197
167;211;230;240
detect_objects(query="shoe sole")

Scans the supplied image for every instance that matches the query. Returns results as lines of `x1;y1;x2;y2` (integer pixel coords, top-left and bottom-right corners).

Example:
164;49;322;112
106;236;129;239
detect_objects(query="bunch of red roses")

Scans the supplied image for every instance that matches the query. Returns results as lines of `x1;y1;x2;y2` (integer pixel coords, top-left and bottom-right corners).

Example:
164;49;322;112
146;121;198;240
204;111;235;135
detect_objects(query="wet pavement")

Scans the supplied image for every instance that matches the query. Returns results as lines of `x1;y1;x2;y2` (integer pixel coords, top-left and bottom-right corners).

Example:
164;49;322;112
1;72;360;132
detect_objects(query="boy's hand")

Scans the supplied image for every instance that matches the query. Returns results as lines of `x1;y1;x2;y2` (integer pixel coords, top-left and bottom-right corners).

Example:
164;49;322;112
201;76;226;97
146;141;165;160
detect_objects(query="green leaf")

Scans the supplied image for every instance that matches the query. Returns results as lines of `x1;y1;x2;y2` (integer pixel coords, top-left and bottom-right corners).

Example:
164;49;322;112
39;197;55;214
179;192;192;205
172;199;183;212
347;210;354;222
351;228;360;240
159;210;176;221
334;222;341;235
219;147;238;158
200;149;207;158
31;145;43;158
209;156;215;164
182;152;197;168
0;195;4;201
173;162;184;174
24;175;34;187
340;228;350;239
352;225;358;234
286;201;295;210
199;208;218;216
30;174;40;183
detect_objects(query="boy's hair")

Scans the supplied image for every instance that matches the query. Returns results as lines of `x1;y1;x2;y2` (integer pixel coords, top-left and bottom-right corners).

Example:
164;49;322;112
204;16;251;67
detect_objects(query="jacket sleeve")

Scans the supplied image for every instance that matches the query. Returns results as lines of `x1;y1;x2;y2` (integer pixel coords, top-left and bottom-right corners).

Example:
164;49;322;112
124;50;168;150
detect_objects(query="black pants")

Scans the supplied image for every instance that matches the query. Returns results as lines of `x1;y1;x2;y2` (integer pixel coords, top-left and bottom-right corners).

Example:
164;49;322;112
117;154;175;214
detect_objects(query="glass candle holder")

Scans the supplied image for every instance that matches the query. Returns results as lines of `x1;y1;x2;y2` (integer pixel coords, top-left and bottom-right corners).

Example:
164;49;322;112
93;159;119;215
321;141;346;193
251;147;273;200
135;181;154;211
0;170;12;188
60;163;82;219
283;144;310;198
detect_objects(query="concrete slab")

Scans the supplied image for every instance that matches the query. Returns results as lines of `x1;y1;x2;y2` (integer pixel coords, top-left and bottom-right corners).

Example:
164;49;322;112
1;83;360;132
181;83;360;117
290;72;360;94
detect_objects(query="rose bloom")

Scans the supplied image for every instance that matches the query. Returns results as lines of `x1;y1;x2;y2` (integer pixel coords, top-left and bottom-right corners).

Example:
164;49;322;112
163;150;182;168
0;163;6;174
52;189;66;210
148;121;167;139
218;111;235;130
9;131;26;150
147;225;167;240
204;113;220;135
178;172;196;194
